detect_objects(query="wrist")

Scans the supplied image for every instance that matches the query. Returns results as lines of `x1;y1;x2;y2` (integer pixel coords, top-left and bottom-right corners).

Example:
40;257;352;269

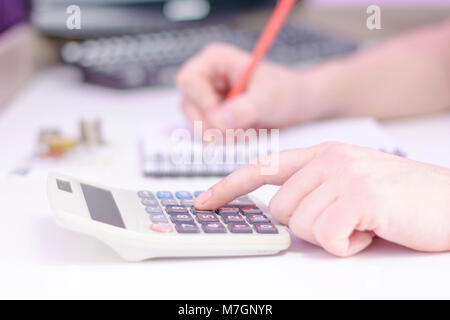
297;59;354;121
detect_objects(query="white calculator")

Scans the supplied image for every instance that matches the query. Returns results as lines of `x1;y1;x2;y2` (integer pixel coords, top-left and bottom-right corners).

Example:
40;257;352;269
47;173;291;261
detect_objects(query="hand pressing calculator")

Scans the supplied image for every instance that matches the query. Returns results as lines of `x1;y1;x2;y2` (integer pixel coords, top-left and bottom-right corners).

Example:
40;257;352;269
47;173;291;261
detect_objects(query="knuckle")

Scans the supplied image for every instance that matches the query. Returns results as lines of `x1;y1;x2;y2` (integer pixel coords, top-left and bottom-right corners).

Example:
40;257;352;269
317;141;355;164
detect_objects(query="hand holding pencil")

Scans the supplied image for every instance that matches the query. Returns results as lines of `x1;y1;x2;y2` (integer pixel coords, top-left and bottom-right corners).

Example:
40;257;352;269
175;0;334;131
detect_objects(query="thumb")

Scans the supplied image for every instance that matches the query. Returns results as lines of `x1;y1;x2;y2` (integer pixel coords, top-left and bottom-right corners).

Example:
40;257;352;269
207;94;259;129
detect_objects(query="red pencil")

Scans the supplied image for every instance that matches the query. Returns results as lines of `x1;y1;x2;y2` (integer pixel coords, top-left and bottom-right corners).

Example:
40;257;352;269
227;0;298;100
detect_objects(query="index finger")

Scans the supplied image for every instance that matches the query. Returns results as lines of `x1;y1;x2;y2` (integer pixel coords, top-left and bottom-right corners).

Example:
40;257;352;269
194;147;322;210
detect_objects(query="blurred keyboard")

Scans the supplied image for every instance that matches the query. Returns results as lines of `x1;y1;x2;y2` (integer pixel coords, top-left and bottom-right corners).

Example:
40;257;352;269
61;23;357;89
61;25;356;89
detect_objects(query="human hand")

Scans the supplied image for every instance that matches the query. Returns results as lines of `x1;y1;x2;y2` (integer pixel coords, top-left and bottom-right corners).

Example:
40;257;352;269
176;43;333;131
194;142;450;257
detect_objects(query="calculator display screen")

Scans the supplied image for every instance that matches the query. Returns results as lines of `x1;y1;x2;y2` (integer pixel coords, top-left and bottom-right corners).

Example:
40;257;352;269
80;184;126;229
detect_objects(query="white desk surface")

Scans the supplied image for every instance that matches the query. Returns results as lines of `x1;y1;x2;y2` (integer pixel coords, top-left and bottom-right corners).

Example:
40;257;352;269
0;67;449;299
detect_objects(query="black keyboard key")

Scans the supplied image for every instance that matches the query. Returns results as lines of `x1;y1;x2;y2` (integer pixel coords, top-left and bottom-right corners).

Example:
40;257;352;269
175;223;200;233
247;214;270;224
255;223;278;234
196;213;219;223
170;213;194;223
202;222;226;233
228;223;253;234
222;214;245;224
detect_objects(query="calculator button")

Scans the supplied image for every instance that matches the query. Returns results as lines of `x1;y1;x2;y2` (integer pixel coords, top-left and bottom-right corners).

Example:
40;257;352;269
228;199;256;207
180;199;194;207
146;206;163;214
175;223;200;233
170;213;194;223
255;223;278;234
241;206;263;215
156;191;174;199
192;209;214;215
202;222;226;233
150;213;169;223
196;213;219;223
161;199;178;206
228;223;253;233
138;190;154;198
247;214;270;224
150;223;173;233
218;207;240;215
166;206;189;214
175;191;193;199
222;214;245;224
141;198;159;206
194;191;204;198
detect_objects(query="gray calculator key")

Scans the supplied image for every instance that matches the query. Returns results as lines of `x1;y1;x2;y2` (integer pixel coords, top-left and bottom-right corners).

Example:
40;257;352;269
141;198;159;206
166;206;189;214
146;206;163;214
192;209;214;215
247;214;270;224
218;207;240;215
196;213;219;223
202;222;226;233
222;214;245;224
170;213;194;223
150;213;169;223
161;199;178;206
138;190;154;198
180;199;194;207
255;223;278;234
228;223;253;233
175;223;200;233
241;206;263;215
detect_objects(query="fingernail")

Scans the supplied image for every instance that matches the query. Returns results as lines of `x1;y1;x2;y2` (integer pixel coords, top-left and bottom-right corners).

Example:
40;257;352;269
196;189;212;205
